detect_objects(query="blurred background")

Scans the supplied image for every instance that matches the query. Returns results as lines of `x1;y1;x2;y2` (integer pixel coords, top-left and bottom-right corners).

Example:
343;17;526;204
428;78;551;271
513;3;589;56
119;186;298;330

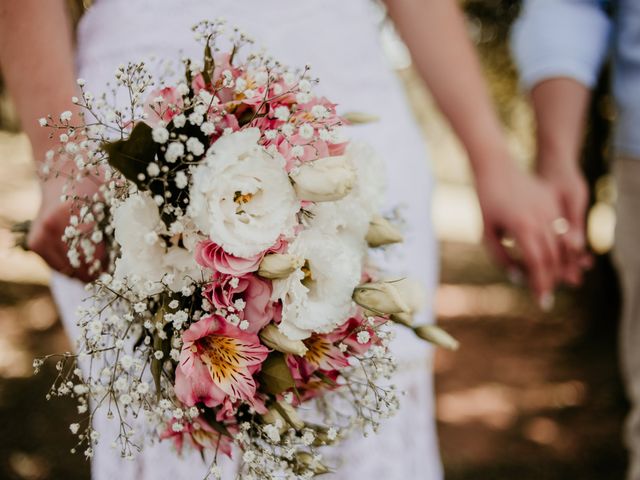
0;1;628;479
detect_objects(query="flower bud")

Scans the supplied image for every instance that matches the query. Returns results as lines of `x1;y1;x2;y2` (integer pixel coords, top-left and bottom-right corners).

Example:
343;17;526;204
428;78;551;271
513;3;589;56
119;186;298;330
352;279;424;315
342;111;380;124
258;253;303;279
260;324;308;356
413;325;459;351
294;452;330;475
290;156;355;202
366;214;403;247
261;400;305;432
390;311;414;327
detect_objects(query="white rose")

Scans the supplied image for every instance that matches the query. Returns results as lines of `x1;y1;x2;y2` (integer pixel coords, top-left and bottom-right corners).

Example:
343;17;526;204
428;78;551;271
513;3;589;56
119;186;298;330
189;128;299;258
290;156;355;202
112;192;201;295
272;229;362;340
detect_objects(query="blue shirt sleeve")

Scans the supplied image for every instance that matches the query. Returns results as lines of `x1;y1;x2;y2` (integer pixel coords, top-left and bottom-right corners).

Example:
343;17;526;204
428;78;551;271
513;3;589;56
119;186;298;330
511;0;612;89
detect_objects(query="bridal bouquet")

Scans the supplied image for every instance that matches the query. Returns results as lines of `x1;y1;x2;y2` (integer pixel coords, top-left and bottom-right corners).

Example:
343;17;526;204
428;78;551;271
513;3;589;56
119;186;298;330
35;20;457;478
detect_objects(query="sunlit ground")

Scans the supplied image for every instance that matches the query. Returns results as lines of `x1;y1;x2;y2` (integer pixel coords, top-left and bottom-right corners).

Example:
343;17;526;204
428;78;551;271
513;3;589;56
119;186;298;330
0;67;627;479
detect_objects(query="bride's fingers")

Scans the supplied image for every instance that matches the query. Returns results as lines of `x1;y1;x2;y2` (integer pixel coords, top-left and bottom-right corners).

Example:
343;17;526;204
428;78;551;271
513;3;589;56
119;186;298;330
484;226;518;270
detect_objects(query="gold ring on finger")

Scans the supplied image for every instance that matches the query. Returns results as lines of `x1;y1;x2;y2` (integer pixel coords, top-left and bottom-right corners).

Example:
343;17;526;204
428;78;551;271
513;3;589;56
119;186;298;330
551;217;570;236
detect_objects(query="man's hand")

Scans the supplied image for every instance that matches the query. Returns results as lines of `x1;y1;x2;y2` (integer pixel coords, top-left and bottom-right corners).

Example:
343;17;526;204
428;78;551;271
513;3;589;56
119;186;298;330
476;163;566;308
538;159;593;286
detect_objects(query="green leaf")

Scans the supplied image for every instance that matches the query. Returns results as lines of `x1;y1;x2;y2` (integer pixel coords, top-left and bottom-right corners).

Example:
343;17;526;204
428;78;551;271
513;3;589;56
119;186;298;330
258;352;295;395
200;408;232;438
103;122;157;187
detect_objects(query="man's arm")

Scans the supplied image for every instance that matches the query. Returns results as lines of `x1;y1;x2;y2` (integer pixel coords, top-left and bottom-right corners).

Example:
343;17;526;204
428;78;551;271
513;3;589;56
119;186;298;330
512;0;611;283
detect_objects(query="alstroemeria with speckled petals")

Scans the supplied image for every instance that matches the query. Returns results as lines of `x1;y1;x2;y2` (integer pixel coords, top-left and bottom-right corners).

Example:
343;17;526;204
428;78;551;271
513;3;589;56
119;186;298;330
160;417;235;458
175;315;269;408
287;334;349;383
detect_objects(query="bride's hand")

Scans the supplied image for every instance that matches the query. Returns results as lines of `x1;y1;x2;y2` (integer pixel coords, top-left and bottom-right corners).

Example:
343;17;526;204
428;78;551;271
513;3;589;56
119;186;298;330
475;163;564;307
27;169;103;283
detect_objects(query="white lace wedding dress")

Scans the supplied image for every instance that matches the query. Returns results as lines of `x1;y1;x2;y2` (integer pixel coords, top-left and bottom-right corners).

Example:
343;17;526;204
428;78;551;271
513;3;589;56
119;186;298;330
50;0;442;478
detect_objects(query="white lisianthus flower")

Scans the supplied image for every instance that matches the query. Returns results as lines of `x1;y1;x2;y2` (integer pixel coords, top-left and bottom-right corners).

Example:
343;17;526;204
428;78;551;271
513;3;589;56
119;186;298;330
308;142;385;241
272;229;362;340
112;192;201;295
189;128;299;258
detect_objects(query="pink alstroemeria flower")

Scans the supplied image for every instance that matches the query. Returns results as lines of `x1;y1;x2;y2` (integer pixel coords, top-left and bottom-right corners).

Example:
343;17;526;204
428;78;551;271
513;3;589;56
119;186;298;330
287;334;349;383
160;417;235;458
175;315;269;408
144;86;184;124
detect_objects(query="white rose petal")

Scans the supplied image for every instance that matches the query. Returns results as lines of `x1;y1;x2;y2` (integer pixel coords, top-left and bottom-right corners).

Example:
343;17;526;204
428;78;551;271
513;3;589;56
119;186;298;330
189;128;299;258
273;229;362;340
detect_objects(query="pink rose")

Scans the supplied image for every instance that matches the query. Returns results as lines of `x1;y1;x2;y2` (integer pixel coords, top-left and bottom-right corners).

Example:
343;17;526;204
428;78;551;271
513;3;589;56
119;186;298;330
196;241;262;276
195;238;287;277
203;272;276;334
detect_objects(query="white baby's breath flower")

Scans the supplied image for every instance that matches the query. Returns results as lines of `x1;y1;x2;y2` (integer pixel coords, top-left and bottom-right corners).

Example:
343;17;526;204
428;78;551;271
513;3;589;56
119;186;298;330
189;128;299;258
298;123;314;139
281;123;294;137
356;330;371;344
173;114;186;128
291;145;304;158
146;162;160;177
201;122;216;135
60;110;72;122
274;106;290;121
152;126;169;144
174;170;188;189
165;142;184;163
38;118;47;127
186;137;204;156
311;105;329;119
188;112;204;126
176;83;189;96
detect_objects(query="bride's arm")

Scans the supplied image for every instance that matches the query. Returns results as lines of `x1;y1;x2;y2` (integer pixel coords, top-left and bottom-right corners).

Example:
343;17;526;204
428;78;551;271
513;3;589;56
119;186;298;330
385;0;567;306
0;0;94;279
0;0;78;163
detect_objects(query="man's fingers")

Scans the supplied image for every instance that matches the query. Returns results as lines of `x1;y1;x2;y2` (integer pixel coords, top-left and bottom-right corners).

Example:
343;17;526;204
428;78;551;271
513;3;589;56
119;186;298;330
517;230;555;309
